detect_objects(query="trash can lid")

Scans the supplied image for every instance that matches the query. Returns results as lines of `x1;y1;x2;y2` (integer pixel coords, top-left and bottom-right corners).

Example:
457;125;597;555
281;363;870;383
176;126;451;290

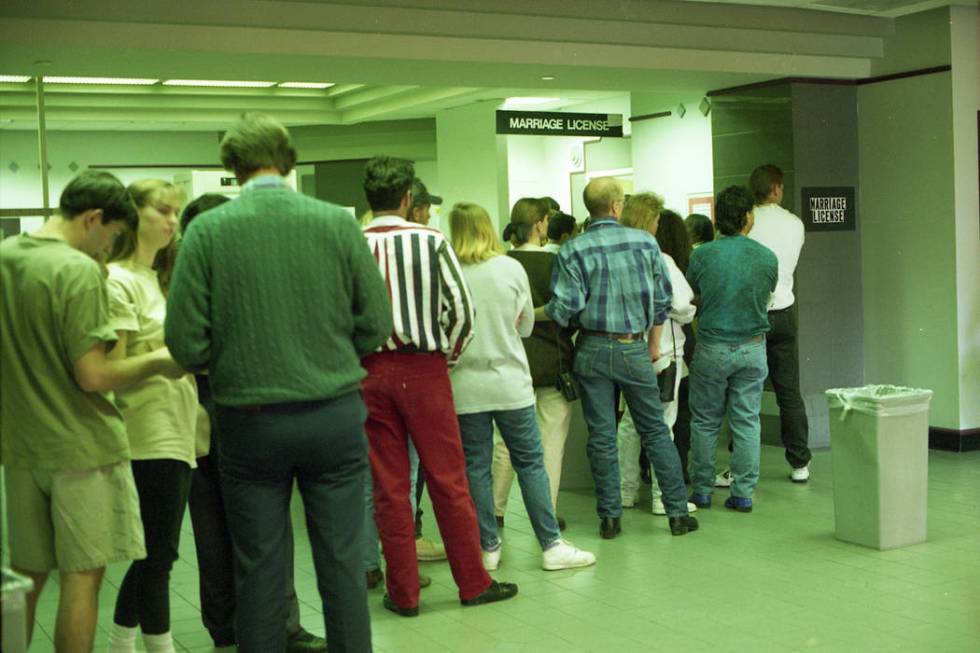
826;384;933;417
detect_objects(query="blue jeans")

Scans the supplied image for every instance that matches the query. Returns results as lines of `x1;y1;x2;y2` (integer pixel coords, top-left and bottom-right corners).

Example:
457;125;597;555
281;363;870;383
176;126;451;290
363;443;419;571
458;406;561;551
689;339;768;499
574;335;689;518
216;392;371;653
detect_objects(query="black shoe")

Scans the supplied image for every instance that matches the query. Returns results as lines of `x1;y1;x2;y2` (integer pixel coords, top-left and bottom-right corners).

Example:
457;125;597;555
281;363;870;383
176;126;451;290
286;628;327;652
365;568;384;590
557;516;567;531
383;593;419;617
599;517;621;539
495;515;504;528
419;574;432;588
669;515;699;536
461;580;519;606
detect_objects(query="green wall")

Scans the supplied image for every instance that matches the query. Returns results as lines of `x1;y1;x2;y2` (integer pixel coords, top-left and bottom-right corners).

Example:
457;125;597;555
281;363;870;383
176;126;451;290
857;72;960;428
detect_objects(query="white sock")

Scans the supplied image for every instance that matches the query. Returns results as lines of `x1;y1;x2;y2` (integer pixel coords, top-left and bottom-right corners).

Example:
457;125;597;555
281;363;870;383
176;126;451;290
106;624;138;653
142;632;177;653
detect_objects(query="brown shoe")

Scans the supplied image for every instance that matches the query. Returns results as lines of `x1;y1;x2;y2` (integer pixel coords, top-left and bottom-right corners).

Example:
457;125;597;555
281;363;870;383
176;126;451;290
419;574;432;588
365;568;384;590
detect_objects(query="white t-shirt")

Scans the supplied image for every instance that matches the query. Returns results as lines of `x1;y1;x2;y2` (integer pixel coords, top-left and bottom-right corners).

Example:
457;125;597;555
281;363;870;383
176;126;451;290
107;261;198;466
450;255;535;414
748;203;805;310
658;253;696;364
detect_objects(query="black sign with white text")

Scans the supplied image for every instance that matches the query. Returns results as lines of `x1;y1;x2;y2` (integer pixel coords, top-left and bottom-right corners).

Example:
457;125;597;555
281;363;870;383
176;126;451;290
800;186;856;232
496;110;624;137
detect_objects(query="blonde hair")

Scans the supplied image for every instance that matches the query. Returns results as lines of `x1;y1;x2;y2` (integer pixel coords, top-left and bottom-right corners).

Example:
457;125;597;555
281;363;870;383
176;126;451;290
108;179;182;293
449;202;503;264
620;192;664;233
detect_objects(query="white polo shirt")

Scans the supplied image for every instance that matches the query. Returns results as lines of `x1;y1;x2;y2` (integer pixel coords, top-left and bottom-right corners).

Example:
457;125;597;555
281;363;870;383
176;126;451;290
748;203;805;311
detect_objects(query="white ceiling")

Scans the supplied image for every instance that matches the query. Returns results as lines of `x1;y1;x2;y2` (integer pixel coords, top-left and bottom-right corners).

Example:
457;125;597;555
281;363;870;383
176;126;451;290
0;0;966;132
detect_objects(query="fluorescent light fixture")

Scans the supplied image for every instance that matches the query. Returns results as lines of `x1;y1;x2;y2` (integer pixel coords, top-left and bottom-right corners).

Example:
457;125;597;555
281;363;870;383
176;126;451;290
277;82;335;89
505;96;560;107
43;76;159;85
540;76;556;81
163;79;276;88
0;75;32;83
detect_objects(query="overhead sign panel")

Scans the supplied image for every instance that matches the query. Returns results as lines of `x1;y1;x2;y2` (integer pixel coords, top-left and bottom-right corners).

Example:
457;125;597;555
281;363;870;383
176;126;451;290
496;110;623;137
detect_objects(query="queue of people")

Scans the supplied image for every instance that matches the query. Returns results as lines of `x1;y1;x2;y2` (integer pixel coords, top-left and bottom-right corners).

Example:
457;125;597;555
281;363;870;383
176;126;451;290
0;111;810;653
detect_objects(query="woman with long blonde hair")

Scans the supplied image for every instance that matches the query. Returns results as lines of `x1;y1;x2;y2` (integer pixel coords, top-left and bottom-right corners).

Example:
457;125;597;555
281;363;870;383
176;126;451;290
105;179;197;653
448;202;595;572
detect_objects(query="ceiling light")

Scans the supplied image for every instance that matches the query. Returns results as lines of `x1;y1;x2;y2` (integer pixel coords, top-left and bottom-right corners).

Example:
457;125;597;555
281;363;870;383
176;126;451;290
540;76;556;81
0;75;32;83
277;82;335;89
163;79;276;88
505;97;560;107
43;76;159;85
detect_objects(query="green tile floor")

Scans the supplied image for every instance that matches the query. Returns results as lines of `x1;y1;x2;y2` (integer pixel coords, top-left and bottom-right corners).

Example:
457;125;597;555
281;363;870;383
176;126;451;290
27;446;980;652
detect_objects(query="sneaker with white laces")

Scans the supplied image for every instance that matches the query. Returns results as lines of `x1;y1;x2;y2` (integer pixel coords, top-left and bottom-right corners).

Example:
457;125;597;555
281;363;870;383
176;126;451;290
482;546;501;571
714;469;732;488
416;535;447;561
542;539;596;571
652;500;699;515
790;464;810;483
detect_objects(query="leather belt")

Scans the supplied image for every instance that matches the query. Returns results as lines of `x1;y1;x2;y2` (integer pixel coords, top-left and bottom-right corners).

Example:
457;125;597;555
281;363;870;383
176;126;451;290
237;398;331;414
581;329;644;342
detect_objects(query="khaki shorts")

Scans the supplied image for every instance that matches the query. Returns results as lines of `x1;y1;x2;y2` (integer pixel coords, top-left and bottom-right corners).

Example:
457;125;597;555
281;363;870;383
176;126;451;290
4;461;146;573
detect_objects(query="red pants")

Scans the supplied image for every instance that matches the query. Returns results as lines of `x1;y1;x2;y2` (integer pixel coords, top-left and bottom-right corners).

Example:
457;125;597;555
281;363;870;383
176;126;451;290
362;351;491;608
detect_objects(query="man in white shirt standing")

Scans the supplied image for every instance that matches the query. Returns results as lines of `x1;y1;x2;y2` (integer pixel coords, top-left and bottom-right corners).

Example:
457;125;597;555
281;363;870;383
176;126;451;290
747;164;813;482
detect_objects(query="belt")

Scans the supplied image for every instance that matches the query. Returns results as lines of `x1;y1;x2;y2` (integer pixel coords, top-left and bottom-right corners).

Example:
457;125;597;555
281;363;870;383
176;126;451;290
580;329;645;342
236;397;332;414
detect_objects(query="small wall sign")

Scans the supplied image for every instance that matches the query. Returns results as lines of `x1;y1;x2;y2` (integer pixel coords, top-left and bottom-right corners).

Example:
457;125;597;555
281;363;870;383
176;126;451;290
800;186;856;231
496;110;623;137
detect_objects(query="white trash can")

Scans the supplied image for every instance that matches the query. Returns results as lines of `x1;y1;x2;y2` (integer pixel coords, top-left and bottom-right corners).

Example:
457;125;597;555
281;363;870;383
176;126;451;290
2;568;34;653
825;385;933;550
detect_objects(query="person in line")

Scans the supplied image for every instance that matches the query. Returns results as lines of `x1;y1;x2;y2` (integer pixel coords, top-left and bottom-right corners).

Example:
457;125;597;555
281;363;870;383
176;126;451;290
361;156;518;617
166;113;390;652
616;205;698;516
1;171;183;653
104;180;198;653
687;186;777;513
180;193;326;653
450;201;595;572
543;211;577;253
685;213;714;248
748;164;813;483
547;177;699;539
492;198;574;531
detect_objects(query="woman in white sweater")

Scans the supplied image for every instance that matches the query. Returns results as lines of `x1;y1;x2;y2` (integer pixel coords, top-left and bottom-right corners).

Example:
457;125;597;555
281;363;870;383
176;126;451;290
448;202;595;573
616;202;698;515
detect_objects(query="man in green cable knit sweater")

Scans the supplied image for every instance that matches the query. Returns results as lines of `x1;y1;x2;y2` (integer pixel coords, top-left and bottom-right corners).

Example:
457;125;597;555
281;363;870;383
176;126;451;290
165;112;392;653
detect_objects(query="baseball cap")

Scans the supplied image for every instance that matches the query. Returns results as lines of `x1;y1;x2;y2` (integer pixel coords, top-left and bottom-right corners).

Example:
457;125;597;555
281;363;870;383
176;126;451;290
412;178;442;207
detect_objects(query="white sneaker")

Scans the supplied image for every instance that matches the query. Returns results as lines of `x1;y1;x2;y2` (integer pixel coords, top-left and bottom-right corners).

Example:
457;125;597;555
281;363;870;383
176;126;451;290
622;496;637;509
416;536;447;561
714;469;732;488
790;464;810;483
482;546;501;571
542;539;596;571
652;500;698;515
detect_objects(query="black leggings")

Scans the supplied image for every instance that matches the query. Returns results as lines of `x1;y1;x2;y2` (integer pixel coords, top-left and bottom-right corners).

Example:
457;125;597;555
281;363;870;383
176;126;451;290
114;458;193;634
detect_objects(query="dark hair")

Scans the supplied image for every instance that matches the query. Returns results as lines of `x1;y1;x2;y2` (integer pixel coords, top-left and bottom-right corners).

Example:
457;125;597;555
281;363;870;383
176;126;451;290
181;193;230;232
749;164;784;205
59;170;137;230
364;156;415;212
654;210;691;273
540;196;560;212
547;212;576;242
220;112;297;178
714;186;754;236
685;213;714;245
506;197;548;246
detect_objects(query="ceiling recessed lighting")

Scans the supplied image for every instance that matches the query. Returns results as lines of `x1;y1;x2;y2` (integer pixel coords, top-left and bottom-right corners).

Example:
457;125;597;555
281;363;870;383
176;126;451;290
43;76;159;85
277;82;335;89
0;75;32;83
541;76;556;81
505;96;560;107
163;79;276;88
